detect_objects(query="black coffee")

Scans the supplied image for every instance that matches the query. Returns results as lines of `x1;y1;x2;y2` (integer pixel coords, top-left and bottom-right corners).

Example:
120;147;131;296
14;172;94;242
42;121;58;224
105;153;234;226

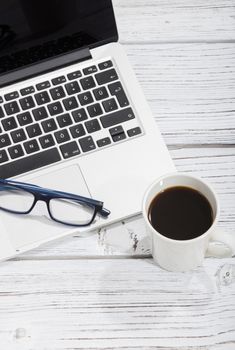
148;186;213;240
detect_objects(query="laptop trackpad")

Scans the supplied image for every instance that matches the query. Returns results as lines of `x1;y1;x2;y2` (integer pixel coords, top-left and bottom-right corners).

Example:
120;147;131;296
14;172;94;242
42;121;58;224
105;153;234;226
1;165;91;250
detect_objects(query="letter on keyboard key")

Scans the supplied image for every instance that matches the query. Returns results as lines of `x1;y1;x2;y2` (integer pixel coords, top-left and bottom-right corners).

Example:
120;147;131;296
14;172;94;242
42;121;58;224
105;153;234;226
2;117;17;131
17;112;33;126
100;108;135;128
8;144;24;159
72;108;88;123
24;139;40;154
0;134;11;148
39;135;55;149
32;107;48;121
0;148;61;178
48;102;63;116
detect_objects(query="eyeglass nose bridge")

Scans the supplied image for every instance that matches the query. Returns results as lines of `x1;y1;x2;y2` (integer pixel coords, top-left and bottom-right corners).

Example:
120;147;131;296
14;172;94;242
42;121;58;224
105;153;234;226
34;192;51;202
29;193;51;217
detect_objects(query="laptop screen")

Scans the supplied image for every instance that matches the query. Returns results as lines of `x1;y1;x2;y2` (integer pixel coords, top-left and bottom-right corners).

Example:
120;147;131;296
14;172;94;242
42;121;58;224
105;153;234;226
0;0;118;76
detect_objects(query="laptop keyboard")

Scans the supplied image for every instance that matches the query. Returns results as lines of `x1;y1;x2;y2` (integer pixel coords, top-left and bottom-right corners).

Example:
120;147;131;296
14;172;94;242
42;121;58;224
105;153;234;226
0;59;143;179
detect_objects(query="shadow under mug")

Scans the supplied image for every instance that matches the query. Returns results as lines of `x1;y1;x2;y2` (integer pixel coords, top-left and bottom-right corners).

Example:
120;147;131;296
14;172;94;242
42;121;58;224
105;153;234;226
142;172;235;272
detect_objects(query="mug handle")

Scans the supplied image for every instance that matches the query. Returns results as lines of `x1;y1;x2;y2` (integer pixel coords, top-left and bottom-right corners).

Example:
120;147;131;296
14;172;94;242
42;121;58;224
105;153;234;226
206;229;235;258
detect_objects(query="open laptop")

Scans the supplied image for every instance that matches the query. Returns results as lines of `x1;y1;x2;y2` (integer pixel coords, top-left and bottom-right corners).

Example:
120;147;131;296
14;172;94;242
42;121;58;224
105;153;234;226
0;0;174;261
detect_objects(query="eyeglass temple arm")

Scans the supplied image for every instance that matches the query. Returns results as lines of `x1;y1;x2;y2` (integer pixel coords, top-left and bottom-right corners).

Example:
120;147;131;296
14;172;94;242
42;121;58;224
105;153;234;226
0;179;40;188
99;207;111;218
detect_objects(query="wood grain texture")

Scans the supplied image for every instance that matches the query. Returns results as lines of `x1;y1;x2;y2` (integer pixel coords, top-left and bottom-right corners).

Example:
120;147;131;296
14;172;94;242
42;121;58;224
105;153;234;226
0;259;234;349
124;43;235;145
113;0;235;43
19;147;235;259
1;1;235;349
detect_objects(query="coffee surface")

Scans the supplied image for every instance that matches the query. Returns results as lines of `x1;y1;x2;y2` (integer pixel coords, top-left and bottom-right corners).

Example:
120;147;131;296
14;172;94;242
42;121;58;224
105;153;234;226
148;186;213;240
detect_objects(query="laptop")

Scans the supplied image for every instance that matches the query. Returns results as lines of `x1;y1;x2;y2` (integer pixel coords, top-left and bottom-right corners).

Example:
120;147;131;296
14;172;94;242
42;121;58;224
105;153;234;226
0;0;174;261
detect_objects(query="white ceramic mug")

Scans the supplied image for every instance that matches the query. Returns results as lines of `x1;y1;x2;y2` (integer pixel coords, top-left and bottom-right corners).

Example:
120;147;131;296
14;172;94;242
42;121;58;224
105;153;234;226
142;173;235;272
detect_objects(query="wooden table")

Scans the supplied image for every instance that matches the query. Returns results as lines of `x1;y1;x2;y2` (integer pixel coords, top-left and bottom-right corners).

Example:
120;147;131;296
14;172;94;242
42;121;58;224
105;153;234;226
0;1;235;349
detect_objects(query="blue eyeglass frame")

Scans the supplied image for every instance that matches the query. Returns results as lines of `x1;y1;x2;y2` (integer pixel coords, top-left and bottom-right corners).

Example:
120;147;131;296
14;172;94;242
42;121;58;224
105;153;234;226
0;179;111;227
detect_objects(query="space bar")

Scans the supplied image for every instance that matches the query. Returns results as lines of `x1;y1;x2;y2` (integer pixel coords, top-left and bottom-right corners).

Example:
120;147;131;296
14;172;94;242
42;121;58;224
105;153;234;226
0;148;61;179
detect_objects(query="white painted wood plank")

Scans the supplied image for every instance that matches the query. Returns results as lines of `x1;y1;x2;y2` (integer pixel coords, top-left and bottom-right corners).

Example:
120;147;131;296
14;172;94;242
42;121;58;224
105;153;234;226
18;147;235;259
124;43;235;145
0;259;234;349
113;0;235;42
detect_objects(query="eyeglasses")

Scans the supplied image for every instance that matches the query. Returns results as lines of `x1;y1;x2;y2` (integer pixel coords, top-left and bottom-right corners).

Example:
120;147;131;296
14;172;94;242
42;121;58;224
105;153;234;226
0;179;110;227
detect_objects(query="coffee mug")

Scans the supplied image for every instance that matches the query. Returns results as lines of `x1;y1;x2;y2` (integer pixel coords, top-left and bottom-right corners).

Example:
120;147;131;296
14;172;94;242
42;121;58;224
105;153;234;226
142;172;235;272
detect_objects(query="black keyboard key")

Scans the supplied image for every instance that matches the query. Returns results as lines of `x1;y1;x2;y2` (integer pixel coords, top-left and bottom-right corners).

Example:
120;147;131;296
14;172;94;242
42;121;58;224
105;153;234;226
85;119;101;134
112;133;126;143
109;125;124;136
26;123;42;138
100;108;135;128
93;87;109;101
2;117;17;131
72;108;88;123
70;124;86;138
4;101;20;115
102;98;118;113
110;127;126;141
41;118;58;133
83;66;97;75
11;128;27;143
48;102;63;116
87;103;103;118
54;129;70;144
19;96;35;110
4;91;19;101
62;97;78;111
24;139;40;154
0;148;61;179
108;82;129;108
20;86;35;96
8;144;24;159
60;141;80;159
79;136;96;153
39;135;55;149
57;113;73;128
50;86;66;100
0;149;8;164
127;127;142;137
67;70;82;80
0;134;11;148
33;107;48;121
0;106;5;118
98;60;113;70
77;92;93;106
34;91;51;105
97;137;111;148
0;97;3;104
36;81;51;91
65;81;81;95
52;76;66;85
80;76;96;90
17;112;33;126
95;69;118;85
